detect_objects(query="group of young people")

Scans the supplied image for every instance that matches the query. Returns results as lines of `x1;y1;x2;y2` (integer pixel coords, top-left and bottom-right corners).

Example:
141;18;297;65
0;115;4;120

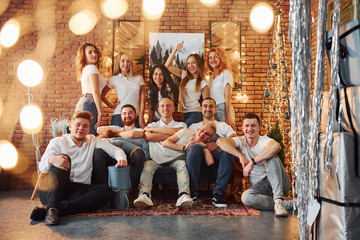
29;42;296;225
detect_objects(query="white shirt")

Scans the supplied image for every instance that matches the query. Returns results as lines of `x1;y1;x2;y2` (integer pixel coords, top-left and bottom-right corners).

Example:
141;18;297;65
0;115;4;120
188;120;236;138
108;73;145;114
150;128;194;164
148;119;187;164
210;69;233;105
81;65;107;94
39;134;127;185
232;135;272;185
179;71;208;113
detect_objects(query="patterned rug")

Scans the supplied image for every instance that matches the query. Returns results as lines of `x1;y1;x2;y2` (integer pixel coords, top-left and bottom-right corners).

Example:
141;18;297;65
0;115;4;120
78;193;261;217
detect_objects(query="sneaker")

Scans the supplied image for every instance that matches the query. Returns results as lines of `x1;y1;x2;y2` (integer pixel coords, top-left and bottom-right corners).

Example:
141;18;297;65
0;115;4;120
134;193;153;208
176;194;193;210
191;196;198;203
212;192;227;208
284;198;297;211
274;200;288;217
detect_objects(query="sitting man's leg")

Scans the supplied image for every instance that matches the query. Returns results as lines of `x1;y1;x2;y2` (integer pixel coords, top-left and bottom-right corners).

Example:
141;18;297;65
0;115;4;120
92;148;117;185
170;160;193;210
241;177;274;210
211;149;235;207
186;144;206;201
133;160;159;208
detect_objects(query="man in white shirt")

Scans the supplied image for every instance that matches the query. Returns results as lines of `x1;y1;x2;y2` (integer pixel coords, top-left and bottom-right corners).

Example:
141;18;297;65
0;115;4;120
216;113;294;217
133;98;194;210
94;104;148;188
186;98;237;207
30;111;127;225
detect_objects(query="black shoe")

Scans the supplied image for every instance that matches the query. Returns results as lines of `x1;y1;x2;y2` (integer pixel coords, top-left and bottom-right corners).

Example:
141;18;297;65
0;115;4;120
30;206;46;221
45;208;59;225
191;196;198;203
212;192;227;208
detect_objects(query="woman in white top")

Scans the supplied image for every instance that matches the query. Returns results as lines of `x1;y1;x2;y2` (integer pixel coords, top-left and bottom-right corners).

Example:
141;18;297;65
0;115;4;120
207;47;236;129
75;43;107;135
165;41;210;127
101;52;146;128
147;64;179;123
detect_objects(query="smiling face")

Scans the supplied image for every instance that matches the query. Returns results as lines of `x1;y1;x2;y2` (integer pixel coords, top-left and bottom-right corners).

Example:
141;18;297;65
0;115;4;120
201;98;217;120
85;46;99;65
119;54;131;75
158;98;175;119
121;107;137;126
208;51;220;69
153;67;164;88
69;117;90;142
195;124;215;143
187;56;199;76
242;118;261;140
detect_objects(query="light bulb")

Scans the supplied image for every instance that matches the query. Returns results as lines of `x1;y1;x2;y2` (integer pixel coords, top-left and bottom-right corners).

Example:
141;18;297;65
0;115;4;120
0;19;20;48
250;3;274;34
0;140;18;169
19;104;43;134
17;60;43;87
101;0;128;19
143;0;165;20
69;9;98;35
200;0;219;7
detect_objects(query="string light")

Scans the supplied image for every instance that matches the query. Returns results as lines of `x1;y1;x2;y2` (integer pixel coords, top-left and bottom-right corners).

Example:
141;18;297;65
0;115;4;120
200;0;219;7
17;60;43;87
0;19;20;48
19;104;43;134
101;0;128;19
69;9;98;35
250;3;274;33
0;140;18;169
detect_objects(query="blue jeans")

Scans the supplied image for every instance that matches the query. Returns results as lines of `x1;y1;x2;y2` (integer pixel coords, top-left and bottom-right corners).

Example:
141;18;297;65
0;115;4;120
241;157;290;210
111;114;141;128
108;137;150;160
214;103;235;122
75;95;97;135
183;112;203;127
186;144;234;197
139;160;190;197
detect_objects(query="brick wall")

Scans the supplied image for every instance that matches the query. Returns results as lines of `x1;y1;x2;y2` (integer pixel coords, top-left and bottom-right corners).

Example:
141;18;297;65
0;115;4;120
0;0;292;188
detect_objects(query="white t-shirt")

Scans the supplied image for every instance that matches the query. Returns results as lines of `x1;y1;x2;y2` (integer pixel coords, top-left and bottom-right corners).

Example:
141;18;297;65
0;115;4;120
210;69;233;105
148;119;187;164
188;120;236;138
81;65;107;94
108;73;145;114
232;135;272;185
179;71;208;113
150;128;194;164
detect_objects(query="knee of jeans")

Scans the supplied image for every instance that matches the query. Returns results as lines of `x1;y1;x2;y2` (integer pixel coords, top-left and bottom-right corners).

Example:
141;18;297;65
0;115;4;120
130;148;145;168
241;189;253;205
188;143;203;153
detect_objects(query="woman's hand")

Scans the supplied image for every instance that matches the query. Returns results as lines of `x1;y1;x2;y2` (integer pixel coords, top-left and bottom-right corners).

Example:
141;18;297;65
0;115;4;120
175;41;184;51
95;113;102;129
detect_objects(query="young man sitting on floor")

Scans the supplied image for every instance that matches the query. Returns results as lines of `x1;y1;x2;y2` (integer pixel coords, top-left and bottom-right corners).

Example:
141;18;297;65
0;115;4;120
30;111;127;225
216;113;295;217
133;97;194;210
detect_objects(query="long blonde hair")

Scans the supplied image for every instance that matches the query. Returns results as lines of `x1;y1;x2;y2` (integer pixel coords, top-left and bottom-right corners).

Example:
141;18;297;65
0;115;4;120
75;43;102;81
180;53;204;91
113;52;134;77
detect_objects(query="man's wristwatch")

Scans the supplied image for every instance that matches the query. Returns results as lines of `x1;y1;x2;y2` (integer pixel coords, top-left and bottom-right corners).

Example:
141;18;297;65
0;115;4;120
251;157;257;165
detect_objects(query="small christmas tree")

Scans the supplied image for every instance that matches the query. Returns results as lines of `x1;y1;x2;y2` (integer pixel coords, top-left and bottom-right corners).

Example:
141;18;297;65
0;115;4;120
267;121;285;166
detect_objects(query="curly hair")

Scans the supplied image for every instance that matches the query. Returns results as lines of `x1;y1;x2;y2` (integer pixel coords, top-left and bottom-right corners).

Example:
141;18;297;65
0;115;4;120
148;64;179;111
206;47;231;75
76;43;102;81
180;53;204;91
113;52;133;77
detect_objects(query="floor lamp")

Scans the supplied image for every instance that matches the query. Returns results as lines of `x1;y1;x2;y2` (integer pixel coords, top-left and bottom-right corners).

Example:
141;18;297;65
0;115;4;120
17;60;44;200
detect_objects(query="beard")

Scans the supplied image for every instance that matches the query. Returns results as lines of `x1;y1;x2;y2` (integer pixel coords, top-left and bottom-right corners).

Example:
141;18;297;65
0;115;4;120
123;118;136;126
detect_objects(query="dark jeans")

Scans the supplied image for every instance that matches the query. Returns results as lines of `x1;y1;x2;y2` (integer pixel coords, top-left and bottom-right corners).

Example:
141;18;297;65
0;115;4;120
92;148;145;188
186;144;235;197
183;112;203;127
39;166;112;216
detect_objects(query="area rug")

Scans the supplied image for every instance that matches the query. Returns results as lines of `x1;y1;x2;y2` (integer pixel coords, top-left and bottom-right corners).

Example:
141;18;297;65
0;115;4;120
79;194;261;217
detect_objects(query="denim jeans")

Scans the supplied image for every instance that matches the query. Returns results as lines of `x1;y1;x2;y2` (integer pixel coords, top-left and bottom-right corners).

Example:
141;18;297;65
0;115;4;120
183;112;203;127
186;144;234;197
241;156;290;210
111;114;141;128
139;160;190;197
75;95;97;135
214;103;235;122
108;137;150;160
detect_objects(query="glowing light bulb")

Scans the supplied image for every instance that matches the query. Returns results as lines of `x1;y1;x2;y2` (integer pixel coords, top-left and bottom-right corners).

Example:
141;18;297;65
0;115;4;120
69;9;98;35
101;0;128;19
17;60;43;87
0;140;18;169
236;92;249;102
19;104;43;134
0;19;20;48
143;0;165;20
250;3;274;34
200;0;219;7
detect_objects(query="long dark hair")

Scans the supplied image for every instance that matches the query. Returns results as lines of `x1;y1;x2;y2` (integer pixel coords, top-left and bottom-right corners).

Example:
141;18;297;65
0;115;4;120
148;64;179;111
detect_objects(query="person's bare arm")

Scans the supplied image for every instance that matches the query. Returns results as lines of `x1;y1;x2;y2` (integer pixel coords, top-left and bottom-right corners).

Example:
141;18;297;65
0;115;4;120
144;126;183;135
165;41;184;78
138;85;146;128
89;74;102;128
118;130;144;139
101;86;118;109
216;138;249;168
224;83;235;129
201;85;210;99
162;133;182;152
252;139;281;164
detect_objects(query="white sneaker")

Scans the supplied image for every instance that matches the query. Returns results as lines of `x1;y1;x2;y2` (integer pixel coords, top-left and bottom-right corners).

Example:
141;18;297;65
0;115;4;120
274;200;288;217
176;194;193;210
134;193;153;208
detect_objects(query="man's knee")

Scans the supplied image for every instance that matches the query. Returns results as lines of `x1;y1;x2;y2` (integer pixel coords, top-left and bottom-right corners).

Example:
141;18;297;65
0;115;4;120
129;147;145;168
241;189;255;206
